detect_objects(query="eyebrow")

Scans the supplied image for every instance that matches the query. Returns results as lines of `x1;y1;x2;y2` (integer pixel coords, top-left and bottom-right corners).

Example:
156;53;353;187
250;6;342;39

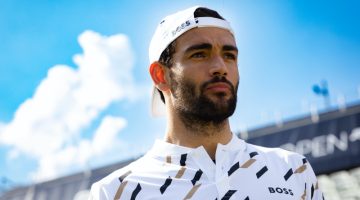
223;45;238;53
185;43;238;53
185;43;212;53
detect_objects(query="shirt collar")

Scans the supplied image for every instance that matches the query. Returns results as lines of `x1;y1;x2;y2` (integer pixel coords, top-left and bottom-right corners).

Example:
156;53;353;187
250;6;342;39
147;133;246;157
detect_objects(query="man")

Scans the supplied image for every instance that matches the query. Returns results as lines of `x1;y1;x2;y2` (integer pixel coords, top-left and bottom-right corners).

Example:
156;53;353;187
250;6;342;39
89;6;324;200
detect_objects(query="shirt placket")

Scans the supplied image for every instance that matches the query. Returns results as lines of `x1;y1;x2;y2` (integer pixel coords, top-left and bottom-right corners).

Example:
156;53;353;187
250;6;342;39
215;146;231;198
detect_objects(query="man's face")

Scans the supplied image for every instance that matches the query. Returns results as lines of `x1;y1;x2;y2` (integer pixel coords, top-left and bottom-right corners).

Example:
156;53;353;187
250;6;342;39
167;27;239;124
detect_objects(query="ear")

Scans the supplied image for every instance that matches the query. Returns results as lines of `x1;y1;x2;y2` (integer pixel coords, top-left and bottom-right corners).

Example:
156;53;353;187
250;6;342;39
149;62;170;92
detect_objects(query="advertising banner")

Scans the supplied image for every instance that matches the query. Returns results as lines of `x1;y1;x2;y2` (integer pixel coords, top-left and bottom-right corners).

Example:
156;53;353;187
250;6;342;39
247;112;360;174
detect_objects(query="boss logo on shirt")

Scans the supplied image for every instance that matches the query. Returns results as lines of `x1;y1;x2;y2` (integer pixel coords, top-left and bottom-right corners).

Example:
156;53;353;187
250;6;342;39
268;187;294;196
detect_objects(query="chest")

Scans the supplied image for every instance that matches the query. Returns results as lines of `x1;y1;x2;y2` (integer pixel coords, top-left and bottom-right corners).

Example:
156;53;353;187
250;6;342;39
117;165;306;200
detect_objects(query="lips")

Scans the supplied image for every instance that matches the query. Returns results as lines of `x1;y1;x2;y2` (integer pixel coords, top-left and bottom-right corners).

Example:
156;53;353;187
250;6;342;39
206;82;231;92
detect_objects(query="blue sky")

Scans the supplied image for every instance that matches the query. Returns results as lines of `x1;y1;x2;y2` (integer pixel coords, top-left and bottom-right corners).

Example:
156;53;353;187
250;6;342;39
0;0;359;187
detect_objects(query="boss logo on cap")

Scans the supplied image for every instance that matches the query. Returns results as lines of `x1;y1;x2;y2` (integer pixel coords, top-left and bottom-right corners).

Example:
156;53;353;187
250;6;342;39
171;20;191;36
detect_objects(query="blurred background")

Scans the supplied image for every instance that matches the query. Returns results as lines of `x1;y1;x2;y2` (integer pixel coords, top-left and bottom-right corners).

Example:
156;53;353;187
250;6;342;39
0;0;359;199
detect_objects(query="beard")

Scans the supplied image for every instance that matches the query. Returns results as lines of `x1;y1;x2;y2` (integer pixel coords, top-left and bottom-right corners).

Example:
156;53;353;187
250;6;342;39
170;73;238;131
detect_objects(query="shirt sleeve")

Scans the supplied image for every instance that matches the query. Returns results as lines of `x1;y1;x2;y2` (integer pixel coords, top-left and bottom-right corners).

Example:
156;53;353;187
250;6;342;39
88;182;109;200
303;158;325;200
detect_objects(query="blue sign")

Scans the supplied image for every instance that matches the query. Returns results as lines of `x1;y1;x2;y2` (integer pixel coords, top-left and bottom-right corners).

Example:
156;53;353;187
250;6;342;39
246;113;360;174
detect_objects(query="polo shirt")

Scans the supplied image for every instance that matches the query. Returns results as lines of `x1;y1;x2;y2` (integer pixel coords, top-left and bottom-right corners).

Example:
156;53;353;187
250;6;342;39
89;134;324;199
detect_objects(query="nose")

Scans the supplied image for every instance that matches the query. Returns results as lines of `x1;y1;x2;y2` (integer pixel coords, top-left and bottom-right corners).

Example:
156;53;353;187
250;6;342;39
209;55;228;77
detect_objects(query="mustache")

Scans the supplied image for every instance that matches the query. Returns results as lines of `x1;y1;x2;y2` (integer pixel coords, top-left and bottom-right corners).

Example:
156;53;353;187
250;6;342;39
200;76;236;93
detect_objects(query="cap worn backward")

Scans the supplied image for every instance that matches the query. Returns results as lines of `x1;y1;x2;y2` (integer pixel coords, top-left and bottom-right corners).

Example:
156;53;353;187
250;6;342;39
149;5;234;117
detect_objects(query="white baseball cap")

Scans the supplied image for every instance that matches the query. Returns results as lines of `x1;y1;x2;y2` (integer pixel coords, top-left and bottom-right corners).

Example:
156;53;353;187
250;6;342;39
149;5;234;117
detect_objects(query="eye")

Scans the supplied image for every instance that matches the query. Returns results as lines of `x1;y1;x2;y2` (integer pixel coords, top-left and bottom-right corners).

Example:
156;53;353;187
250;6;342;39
190;52;206;58
224;52;236;60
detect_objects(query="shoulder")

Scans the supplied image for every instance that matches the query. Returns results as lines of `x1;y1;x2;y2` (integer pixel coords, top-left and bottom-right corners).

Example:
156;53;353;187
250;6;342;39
245;142;307;168
244;142;318;180
89;157;146;199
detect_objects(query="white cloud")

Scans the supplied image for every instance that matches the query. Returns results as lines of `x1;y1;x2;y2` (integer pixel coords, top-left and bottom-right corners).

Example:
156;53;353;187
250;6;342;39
92;116;127;155
30;116;127;182
0;122;5;140
0;30;140;181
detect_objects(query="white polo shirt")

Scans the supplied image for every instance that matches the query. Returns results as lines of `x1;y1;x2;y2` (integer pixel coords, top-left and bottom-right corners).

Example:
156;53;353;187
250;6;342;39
89;134;324;200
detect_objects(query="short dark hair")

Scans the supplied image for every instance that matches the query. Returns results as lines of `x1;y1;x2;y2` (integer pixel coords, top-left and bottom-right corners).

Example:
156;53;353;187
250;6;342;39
157;7;226;103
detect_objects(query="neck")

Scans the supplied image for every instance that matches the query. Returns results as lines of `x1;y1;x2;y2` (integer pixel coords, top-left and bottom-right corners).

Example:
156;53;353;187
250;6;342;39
164;111;232;160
